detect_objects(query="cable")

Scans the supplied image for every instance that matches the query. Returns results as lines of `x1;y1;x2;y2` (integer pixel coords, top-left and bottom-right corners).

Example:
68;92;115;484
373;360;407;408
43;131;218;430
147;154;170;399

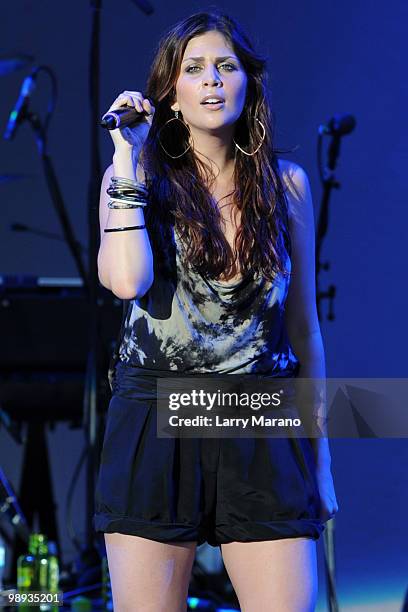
34;65;57;133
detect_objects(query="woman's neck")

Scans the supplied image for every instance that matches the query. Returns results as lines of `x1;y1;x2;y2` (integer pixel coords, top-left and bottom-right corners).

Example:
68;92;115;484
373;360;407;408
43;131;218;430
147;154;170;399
188;126;236;179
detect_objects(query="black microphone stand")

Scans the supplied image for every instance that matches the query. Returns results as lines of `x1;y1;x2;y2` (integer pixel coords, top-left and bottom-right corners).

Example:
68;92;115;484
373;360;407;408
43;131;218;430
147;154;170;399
2;77;90;583
26;98;96;561
85;0;103;560
315;133;340;612
26;109;88;289
86;0;154;560
315;149;338;322
315;117;355;612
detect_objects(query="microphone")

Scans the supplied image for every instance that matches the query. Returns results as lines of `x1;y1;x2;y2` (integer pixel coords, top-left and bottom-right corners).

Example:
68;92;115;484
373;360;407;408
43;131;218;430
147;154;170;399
319;113;356;136
100;106;151;130
3;70;37;141
319;113;356;170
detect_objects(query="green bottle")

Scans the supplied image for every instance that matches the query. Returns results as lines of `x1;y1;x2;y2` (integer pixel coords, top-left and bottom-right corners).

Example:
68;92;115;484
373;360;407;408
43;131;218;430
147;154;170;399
45;541;59;612
17;533;48;610
38;539;49;594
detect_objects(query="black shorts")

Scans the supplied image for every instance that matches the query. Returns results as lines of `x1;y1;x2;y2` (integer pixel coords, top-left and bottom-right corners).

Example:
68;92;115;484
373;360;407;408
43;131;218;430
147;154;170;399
93;362;325;547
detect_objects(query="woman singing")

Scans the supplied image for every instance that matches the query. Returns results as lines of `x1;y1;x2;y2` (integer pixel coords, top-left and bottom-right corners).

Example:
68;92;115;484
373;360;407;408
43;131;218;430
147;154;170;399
94;10;338;611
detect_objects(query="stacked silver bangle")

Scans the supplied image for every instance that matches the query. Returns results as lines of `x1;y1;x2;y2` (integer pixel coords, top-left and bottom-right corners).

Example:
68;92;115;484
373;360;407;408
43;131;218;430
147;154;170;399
107;176;148;209
104;176;149;233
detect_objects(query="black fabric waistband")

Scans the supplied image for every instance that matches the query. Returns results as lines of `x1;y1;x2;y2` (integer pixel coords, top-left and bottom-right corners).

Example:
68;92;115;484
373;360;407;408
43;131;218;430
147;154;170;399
111;359;297;402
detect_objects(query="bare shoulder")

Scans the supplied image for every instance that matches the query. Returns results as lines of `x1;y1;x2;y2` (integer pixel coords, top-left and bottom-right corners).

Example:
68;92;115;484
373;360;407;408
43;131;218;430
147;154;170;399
276;158;313;224
277;158;310;200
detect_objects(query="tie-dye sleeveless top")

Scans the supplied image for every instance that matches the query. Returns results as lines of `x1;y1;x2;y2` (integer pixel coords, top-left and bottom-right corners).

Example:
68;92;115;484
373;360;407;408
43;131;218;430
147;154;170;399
111;223;300;379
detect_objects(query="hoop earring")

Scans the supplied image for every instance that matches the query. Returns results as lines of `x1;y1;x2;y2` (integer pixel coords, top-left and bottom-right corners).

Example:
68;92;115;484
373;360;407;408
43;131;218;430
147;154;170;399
158;110;192;159
233;117;266;156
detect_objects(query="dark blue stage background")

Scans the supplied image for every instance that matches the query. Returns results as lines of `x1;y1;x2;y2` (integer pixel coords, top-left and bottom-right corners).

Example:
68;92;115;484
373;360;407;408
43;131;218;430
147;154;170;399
1;1;407;609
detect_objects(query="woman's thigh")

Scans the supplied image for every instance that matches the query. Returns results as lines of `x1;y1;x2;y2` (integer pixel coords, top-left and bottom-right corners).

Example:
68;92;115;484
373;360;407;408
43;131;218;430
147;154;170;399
221;537;318;612
105;533;197;612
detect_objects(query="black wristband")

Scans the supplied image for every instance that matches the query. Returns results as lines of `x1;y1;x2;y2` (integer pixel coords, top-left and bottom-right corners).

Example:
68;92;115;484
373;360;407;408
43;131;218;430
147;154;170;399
104;224;146;233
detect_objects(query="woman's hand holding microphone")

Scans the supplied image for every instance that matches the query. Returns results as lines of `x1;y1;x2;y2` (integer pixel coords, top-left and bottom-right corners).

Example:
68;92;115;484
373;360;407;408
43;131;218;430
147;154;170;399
103;90;155;160
97;91;156;299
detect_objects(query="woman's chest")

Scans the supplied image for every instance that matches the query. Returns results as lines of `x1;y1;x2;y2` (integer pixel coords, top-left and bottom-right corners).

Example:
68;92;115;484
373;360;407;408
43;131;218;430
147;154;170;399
210;184;244;282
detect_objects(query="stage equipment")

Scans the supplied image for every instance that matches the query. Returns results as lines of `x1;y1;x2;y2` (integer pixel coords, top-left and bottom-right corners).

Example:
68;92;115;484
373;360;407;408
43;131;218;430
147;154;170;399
315;111;356;611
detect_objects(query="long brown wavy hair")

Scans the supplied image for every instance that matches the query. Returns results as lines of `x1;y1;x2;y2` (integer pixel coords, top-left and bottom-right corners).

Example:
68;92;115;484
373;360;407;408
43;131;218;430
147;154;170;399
139;10;293;282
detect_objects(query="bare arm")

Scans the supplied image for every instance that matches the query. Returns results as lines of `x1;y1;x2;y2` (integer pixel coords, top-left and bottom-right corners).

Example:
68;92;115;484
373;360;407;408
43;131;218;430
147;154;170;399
278;158;331;468
97;151;154;300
